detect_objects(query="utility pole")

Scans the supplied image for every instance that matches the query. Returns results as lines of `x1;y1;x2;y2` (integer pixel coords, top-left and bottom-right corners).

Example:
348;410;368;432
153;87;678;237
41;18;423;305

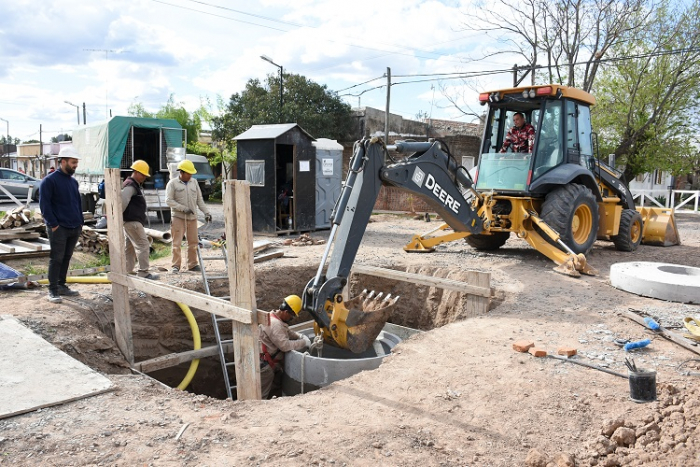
39;124;43;176
385;67;391;145
0;117;8;162
83;102;87;124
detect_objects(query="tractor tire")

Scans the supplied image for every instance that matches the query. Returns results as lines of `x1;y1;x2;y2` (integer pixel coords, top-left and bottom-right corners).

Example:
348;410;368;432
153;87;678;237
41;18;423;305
465;232;510;251
540;183;599;255
612;209;643;252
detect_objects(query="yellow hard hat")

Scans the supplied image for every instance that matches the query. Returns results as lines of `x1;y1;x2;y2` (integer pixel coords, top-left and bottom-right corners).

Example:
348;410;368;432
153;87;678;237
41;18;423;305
281;295;302;315
177;159;197;174
130;160;150;177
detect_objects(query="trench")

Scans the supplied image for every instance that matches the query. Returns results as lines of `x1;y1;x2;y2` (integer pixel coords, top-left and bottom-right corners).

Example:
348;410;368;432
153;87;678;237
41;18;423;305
127;264;490;399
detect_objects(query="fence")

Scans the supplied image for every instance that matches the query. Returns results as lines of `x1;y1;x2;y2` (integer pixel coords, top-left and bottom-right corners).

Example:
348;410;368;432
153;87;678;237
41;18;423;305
632;189;700;214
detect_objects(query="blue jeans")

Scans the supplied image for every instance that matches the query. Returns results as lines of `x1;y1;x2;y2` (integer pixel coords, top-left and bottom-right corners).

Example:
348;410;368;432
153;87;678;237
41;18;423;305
47;226;81;292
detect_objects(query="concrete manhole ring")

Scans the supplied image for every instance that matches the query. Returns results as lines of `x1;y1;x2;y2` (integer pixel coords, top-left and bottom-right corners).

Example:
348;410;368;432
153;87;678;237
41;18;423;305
610;261;700;304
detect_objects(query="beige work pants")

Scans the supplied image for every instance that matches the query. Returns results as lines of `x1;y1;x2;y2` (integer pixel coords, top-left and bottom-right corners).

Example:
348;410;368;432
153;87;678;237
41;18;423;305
124;221;151;276
171;216;199;270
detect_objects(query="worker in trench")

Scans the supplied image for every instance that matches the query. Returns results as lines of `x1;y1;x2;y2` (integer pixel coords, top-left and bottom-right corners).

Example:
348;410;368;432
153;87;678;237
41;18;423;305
259;295;311;399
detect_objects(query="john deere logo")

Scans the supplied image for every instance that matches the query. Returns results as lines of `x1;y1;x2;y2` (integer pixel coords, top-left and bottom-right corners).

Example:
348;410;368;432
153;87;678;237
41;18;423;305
412;167;425;186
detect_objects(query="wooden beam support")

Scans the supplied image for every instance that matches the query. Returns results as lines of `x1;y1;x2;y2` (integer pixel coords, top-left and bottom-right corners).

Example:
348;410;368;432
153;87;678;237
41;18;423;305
0;243;16;253
351;264;491;297
134;343;235;373
10;239;42;251
104;168;134;364
109;272;254;323
254;250;284;263
225;180;262;400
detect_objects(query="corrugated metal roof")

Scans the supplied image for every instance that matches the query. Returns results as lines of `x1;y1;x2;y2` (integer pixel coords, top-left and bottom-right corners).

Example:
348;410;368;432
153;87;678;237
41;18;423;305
233;123;315;141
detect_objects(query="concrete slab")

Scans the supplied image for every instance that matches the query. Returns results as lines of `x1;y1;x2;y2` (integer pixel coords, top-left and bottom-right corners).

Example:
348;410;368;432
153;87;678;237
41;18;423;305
610;262;700;304
0;315;113;420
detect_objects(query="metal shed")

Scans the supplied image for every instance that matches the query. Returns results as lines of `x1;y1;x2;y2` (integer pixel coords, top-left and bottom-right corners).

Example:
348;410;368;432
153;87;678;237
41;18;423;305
235;124;316;234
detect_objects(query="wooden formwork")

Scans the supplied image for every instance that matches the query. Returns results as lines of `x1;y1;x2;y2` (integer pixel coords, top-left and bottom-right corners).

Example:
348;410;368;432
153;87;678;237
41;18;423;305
103;169;265;400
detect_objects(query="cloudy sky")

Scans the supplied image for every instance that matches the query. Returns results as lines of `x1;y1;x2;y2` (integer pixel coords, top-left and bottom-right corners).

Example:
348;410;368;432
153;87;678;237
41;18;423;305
0;0;518;142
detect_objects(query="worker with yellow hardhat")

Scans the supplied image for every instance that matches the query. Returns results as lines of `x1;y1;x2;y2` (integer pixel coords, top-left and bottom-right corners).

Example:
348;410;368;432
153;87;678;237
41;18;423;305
121;160;159;280
165;158;212;273
259;295;310;398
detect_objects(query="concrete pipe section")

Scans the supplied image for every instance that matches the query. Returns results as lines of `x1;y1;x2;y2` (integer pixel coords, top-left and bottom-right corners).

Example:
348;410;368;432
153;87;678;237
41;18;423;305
282;325;408;396
610;262;700;304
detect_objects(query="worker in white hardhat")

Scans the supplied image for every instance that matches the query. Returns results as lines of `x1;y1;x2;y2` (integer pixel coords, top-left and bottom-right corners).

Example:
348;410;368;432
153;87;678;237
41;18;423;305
121;160;159;280
259;295;310;398
39;146;84;303
165;158;212;274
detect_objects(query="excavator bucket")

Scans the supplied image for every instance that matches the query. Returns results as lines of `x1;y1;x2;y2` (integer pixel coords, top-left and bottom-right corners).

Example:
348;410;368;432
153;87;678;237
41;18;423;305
637;207;681;246
319;291;399;353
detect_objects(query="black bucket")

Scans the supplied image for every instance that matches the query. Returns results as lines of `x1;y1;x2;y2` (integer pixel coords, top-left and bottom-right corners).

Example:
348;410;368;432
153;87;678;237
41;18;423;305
628;369;657;403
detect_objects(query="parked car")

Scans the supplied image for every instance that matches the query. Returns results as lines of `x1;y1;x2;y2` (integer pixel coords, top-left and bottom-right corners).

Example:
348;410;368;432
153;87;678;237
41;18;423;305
0;168;40;201
186;154;216;200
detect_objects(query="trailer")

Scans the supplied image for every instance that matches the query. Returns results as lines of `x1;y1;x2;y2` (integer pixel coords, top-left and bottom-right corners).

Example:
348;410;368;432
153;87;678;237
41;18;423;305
71;117;186;222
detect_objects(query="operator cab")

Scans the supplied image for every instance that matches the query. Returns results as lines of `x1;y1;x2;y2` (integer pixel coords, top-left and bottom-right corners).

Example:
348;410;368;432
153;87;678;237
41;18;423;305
474;85;596;195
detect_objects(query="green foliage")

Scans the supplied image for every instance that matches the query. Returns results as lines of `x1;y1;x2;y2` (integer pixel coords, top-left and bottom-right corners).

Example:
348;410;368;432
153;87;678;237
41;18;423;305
150;243;171;261
591;0;700;180
128;94;202;145
70;253;111;270
212;72;354;152
22;263;47;276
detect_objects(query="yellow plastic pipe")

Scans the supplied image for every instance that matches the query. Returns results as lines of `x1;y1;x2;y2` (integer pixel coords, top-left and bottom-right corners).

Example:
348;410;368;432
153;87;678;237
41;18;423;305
37;275;201;390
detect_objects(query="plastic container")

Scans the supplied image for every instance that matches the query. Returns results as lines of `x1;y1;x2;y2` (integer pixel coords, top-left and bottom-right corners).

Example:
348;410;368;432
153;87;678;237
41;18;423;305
154;173;165;189
628;369;657;403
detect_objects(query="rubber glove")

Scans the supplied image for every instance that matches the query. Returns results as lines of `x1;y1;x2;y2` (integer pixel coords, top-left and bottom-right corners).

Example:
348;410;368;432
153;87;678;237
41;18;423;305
624;339;651;352
302;335;311;348
205;213;212;223
644;317;660;331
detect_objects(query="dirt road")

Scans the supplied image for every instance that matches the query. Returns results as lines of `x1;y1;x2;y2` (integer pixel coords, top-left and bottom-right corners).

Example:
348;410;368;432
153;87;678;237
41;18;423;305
0;211;699;466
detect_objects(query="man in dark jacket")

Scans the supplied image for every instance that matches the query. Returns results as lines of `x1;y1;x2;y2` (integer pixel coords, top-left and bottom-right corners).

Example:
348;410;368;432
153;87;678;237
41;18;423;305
39;147;84;303
121;160;159;280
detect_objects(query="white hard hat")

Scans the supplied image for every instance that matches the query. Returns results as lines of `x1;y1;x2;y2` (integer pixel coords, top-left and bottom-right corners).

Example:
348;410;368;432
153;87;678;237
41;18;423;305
58;147;81;160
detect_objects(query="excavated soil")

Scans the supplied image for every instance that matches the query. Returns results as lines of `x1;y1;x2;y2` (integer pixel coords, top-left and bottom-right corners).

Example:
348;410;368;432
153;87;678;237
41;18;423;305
1;210;699;466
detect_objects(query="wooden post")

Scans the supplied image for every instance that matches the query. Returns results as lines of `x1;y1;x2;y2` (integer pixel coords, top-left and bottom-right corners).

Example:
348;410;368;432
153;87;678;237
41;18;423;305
224;180;262;400
104;168;134;364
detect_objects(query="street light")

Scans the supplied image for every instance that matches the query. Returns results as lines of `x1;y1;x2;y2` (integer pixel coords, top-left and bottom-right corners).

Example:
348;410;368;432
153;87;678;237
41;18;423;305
64;101;80;125
260;55;283;123
0;117;8;159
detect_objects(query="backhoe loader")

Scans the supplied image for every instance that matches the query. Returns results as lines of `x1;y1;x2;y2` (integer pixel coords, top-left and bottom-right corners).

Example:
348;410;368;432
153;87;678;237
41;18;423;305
302;85;679;355
404;84;680;258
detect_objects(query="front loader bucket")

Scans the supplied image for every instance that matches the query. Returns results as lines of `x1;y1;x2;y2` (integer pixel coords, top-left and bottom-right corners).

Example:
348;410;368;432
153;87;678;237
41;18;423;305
637;207;681;246
319;291;399;353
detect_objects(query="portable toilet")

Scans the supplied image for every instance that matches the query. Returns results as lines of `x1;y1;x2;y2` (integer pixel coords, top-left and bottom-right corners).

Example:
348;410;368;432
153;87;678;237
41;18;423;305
235;124;316;234
313;138;343;229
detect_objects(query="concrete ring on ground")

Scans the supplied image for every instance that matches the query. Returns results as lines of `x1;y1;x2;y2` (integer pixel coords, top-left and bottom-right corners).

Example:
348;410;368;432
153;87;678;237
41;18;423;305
610;262;700;304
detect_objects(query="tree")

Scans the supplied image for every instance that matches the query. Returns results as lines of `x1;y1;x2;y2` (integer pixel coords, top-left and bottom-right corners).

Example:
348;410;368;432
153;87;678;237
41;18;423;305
591;0;700;180
128;94;202;145
211;73;354;161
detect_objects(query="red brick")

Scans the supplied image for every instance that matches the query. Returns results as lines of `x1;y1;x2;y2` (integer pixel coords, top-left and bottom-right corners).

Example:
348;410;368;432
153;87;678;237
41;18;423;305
513;340;535;353
557;347;577;357
528;347;547;357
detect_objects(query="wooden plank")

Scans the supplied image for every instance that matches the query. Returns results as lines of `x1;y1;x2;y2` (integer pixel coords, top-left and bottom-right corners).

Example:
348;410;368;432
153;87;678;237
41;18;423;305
226;180;262;400
620;309;700;357
134;344;233;373
35;237;51;245
352;264;492;298
252;240;273;253
109;273;253;324
466;269;491;316
253;250;284;263
0;232;41;240
104;168;134;364
10;239;42;251
27;266;110;282
0;243;16;253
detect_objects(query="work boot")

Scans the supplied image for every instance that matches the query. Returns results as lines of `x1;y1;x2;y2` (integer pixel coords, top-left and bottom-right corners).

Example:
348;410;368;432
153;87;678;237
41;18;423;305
57;285;80;296
139;273;160;280
188;265;201;272
47;290;62;303
171;266;179;273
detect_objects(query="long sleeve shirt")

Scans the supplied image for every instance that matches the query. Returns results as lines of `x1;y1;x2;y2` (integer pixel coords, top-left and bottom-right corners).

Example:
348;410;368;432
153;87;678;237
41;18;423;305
259;313;307;362
165;177;210;221
500;123;535;153
39;168;83;229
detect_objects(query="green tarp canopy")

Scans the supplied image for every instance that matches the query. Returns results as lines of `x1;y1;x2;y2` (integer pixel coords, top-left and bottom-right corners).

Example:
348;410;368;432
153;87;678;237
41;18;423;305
72;116;183;175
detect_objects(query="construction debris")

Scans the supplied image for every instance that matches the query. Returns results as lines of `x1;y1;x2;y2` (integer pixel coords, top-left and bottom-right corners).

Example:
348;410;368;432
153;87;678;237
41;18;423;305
77;226;110;254
282;233;326;247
